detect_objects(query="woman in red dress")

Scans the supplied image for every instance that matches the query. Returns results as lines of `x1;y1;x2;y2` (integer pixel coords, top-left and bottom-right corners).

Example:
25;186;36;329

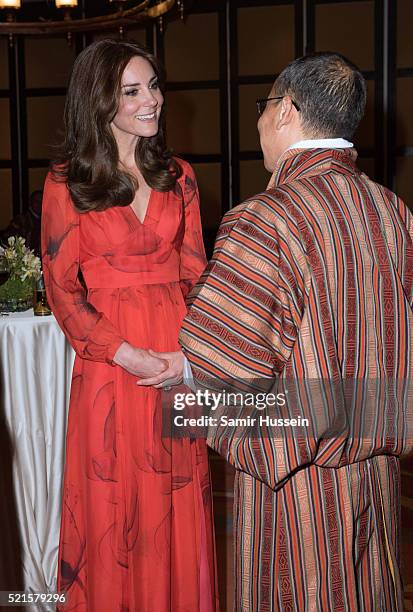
41;39;218;611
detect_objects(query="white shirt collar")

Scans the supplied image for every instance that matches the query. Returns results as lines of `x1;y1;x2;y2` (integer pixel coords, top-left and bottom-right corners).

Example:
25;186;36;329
288;137;353;150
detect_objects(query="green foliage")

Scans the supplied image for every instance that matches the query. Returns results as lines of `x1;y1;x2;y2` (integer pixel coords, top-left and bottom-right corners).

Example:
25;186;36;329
0;276;34;301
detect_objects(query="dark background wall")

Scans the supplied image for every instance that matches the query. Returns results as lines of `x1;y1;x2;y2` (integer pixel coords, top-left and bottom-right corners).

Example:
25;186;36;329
0;0;413;248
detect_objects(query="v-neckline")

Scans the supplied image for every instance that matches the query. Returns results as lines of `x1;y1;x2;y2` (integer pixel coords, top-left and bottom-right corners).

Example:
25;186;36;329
128;188;154;225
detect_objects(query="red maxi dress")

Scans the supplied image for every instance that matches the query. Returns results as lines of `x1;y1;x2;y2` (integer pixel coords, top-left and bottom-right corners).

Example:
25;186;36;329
41;159;218;612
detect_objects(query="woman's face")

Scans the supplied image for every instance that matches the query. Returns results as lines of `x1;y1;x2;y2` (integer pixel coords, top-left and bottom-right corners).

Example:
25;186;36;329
110;55;164;146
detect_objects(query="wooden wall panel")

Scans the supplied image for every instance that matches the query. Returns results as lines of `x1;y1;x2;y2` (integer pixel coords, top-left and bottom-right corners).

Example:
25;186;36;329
239;83;271;152
192;162;222;231
357;157;375;178
92;29;146;43
238;5;295;76
28;168;49;196
396;78;413;147
123;28;147;44
25;38;76;89
165;13;219;82
27;96;65;159
166;89;220;154
239;160;269;202
315;1;374;71
354;79;375;149
397;0;413;69
396;157;413;209
0;99;11;159
0;39;8;89
0;169;13;230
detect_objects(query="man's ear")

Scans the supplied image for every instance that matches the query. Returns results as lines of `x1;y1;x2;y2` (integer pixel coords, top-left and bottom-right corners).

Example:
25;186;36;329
276;96;295;130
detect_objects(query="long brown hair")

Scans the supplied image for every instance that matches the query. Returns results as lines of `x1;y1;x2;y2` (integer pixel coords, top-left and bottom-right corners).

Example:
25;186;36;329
52;39;181;212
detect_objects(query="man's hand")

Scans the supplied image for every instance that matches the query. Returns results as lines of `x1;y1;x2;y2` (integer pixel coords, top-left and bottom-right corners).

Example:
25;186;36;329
113;342;169;378
137;350;185;388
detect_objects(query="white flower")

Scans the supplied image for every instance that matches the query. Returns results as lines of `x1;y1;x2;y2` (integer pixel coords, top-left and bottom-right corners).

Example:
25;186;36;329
0;235;42;281
4;248;14;260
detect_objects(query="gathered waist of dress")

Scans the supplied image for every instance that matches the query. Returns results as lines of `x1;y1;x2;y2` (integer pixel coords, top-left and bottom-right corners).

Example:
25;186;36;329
81;257;180;288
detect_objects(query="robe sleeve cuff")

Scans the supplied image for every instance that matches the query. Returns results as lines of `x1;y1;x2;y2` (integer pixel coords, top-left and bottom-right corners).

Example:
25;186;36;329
106;338;126;366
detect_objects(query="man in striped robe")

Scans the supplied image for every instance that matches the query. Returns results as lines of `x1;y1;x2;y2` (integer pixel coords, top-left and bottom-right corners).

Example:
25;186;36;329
141;53;413;610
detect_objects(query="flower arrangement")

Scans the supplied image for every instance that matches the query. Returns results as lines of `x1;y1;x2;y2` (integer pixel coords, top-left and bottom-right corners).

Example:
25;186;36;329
0;236;42;310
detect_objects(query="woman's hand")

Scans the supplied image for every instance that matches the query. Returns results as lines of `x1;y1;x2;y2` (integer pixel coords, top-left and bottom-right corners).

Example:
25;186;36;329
113;342;169;378
136;350;185;389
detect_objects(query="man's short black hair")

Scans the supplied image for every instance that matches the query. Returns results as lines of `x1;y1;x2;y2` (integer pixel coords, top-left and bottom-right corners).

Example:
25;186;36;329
275;52;367;139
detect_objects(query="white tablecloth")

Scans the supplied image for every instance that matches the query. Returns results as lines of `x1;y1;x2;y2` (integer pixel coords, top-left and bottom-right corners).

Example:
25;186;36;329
0;310;74;606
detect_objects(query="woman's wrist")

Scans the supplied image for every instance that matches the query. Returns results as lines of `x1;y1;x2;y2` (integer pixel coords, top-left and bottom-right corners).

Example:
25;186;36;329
113;341;139;368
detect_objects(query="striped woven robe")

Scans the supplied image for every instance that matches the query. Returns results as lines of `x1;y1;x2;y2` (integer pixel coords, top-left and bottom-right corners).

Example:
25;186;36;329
179;148;413;611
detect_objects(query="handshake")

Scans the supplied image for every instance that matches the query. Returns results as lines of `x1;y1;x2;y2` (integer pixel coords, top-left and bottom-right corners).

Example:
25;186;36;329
113;341;185;389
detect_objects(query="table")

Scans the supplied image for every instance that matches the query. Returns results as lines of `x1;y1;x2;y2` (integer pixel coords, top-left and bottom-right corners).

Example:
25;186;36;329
0;310;74;608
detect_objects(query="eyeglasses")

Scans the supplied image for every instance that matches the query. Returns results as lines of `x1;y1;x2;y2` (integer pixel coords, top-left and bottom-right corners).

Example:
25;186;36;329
256;96;300;116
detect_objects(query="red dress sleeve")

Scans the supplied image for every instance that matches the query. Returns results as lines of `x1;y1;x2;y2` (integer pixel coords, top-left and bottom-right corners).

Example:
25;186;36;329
178;161;207;302
41;173;125;363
